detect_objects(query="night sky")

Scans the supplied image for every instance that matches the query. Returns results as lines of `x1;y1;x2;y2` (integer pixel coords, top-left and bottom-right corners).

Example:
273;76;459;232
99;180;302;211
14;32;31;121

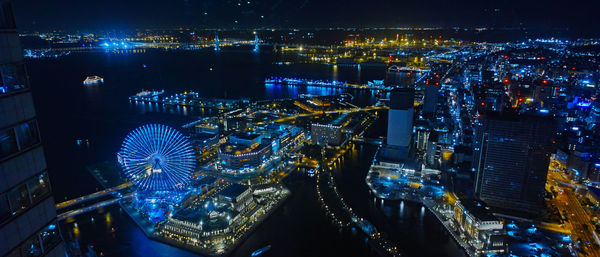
13;0;600;33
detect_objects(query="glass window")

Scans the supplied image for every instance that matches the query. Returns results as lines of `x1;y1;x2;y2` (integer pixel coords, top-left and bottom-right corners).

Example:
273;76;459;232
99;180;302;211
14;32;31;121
0;64;26;95
7;184;30;214
0;128;18;158
15;121;40;150
20;235;41;257
6;247;21;257
40;223;61;252
27;173;51;203
0;193;11;223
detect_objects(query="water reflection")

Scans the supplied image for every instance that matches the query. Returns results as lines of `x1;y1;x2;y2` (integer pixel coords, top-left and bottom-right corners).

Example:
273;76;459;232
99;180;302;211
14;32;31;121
332;64;338;81
399;200;404;217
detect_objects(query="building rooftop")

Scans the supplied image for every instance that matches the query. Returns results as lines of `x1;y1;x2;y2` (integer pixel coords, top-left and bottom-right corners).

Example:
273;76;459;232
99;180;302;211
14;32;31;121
190;132;219;141
219;183;250;199
171;208;203;223
195;176;217;185
230;132;261;141
331;113;350;126
219;141;270;155
460;199;498;222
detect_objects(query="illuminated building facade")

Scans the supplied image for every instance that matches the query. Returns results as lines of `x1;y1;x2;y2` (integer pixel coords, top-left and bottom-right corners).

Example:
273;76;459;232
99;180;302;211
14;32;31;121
219;133;272;171
311;123;343;146
0;1;64;256
218;184;254;213
453;199;506;255
473;112;556;214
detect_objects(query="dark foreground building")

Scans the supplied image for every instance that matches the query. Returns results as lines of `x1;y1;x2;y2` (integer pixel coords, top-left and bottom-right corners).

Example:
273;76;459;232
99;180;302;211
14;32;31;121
0;1;64;256
473;111;556;214
380;88;415;162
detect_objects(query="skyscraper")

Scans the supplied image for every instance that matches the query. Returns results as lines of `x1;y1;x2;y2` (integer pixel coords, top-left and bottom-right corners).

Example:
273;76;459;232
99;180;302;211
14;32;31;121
0;1;64;256
387;88;414;147
473;111;555;214
379;88;415;162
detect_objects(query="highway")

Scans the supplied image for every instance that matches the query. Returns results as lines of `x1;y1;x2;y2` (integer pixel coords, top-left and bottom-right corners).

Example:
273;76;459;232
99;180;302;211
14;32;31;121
548;171;600;257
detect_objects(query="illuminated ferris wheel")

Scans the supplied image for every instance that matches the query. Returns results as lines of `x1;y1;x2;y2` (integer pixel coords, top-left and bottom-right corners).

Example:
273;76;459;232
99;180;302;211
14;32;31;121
118;124;195;191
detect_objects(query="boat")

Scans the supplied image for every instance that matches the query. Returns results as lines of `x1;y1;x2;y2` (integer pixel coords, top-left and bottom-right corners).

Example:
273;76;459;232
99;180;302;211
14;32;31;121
83;76;104;85
75;139;89;147
250;245;271;257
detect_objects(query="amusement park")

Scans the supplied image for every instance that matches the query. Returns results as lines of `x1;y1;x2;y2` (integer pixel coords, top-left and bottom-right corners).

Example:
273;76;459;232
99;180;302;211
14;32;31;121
56;119;296;256
107;123;291;255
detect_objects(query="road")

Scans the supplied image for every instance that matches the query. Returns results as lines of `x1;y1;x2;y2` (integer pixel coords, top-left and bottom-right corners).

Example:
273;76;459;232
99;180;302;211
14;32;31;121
55;182;132;210
548;171;600;257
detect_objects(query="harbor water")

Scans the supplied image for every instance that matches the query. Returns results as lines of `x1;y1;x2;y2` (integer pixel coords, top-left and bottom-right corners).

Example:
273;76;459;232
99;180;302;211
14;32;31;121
26;47;465;257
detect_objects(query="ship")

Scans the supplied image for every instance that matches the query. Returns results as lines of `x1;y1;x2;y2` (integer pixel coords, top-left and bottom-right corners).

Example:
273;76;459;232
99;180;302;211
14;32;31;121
129;90;165;101
83;76;104;85
250;245;271;257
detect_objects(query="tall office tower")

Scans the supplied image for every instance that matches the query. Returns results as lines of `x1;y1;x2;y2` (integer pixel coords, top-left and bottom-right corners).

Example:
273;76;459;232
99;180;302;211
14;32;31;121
473;111;556;214
387;88;414;147
0;1;65;256
423;85;438;114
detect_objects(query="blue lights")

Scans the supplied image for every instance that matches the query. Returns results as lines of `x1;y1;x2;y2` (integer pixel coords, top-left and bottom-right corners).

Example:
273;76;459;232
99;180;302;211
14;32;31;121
101;41;132;49
118;124;195;191
539;109;549;114
576;101;591;108
526;225;537;234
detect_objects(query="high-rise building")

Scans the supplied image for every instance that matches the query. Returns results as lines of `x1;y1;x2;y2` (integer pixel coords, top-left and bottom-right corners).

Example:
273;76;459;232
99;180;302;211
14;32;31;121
387;88;414;147
0;1;65;256
379;88;415;162
473;111;555;214
423;85;438;114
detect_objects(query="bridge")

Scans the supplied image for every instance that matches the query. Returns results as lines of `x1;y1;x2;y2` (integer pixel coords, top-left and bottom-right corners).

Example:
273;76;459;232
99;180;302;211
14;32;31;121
55;182;132;210
55;182;132;220
57;193;132;221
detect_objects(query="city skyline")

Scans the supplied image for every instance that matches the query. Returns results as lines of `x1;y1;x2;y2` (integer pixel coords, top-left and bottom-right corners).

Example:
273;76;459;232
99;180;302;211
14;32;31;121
11;0;600;36
3;0;600;257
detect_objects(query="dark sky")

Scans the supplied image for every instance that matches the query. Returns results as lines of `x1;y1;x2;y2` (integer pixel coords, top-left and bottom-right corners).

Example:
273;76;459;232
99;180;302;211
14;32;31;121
12;0;600;33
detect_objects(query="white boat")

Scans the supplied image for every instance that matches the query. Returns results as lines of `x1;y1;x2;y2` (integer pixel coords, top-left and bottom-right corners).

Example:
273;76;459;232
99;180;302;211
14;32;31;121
83;76;104;85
